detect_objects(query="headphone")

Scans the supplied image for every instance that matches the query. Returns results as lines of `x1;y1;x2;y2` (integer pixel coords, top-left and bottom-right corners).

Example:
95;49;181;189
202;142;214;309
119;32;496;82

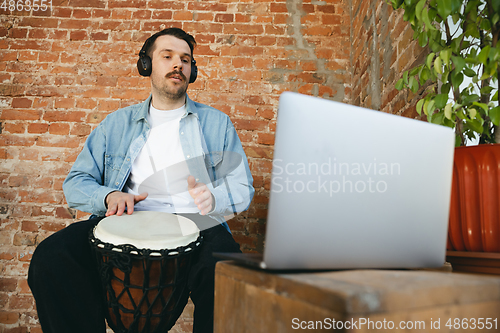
137;32;198;84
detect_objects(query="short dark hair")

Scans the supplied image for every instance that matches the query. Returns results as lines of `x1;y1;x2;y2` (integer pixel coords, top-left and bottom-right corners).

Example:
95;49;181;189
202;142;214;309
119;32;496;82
143;28;197;59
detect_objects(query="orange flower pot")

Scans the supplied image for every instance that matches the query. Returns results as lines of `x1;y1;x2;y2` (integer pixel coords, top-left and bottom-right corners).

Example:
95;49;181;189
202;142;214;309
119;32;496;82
447;144;500;253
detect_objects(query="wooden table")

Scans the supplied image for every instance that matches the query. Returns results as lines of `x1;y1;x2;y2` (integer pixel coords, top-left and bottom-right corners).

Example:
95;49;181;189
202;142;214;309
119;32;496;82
214;261;500;332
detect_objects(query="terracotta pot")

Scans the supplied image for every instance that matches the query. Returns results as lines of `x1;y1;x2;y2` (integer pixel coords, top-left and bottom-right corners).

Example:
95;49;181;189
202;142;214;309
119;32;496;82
447;144;500;252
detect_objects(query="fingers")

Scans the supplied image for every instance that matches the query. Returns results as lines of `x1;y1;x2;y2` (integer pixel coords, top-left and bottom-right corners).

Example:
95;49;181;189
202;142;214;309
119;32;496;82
105;191;148;217
187;175;196;190
187;176;213;215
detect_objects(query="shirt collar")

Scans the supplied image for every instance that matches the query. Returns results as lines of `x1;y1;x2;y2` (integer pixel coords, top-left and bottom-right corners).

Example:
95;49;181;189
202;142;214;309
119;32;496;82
132;94;196;121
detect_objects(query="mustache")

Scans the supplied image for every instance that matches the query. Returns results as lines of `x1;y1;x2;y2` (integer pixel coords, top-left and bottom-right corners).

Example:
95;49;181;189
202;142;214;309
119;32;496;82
166;71;187;81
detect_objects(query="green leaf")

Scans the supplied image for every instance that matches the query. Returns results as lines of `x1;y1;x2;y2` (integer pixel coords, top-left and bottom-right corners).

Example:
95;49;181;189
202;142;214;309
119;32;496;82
431;111;445;125
436;0;452;18
416;99;425;115
451;56;466;73
478;45;491;65
468;119;484;134
434;57;443;74
490;106;500;126
404;71;409;84
410;66;421;76
420;67;431;84
472;102;488;113
451;0;461;13
435;93;448;108
444;103;453;119
415;0;425;21
409;76;419;93
480;86;494;95
422;7;433;30
395;78;404;90
480;18;491;31
440;48;452;66
492;0;500;13
462;93;480;104
494;13;500;26
418;31;429;46
451;71;464;89
463;67;477;77
426;53;435;69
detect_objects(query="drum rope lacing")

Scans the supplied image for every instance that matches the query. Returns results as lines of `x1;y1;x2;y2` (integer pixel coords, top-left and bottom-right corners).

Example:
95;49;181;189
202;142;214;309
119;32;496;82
90;231;203;333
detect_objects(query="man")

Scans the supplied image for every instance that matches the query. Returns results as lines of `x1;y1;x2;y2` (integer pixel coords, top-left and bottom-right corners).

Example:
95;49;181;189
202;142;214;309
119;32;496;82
28;28;254;333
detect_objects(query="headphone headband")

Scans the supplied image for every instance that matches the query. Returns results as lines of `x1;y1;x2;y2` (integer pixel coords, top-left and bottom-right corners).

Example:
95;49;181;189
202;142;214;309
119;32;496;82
137;31;198;83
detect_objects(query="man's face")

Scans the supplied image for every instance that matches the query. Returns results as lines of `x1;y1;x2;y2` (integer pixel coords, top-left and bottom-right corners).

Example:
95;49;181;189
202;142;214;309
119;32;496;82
149;35;192;101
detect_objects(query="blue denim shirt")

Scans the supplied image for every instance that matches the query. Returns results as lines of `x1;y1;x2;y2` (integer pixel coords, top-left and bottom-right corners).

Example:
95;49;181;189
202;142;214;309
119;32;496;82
63;95;254;231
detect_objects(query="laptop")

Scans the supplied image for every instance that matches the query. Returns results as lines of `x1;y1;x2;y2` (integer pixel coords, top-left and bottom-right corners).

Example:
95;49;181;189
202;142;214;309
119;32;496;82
215;92;455;270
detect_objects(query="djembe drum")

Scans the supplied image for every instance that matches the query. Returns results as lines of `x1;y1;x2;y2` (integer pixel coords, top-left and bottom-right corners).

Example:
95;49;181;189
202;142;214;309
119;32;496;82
89;211;202;333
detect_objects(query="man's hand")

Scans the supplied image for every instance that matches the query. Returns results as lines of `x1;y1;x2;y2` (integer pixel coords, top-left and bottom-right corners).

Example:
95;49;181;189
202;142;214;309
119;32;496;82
105;191;148;216
188;175;213;215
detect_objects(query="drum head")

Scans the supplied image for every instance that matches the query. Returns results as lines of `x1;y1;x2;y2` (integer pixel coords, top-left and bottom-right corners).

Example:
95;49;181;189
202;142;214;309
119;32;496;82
94;211;200;250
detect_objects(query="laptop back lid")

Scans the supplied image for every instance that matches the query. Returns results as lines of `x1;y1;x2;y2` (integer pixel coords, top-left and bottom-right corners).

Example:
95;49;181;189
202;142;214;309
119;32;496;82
263;92;455;270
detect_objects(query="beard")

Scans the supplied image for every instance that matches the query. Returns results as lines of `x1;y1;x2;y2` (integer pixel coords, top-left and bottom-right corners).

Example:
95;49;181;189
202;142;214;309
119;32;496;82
151;70;189;101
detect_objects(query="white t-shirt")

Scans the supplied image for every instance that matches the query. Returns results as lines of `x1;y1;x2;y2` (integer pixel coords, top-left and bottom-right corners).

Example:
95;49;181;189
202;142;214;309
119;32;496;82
123;103;199;213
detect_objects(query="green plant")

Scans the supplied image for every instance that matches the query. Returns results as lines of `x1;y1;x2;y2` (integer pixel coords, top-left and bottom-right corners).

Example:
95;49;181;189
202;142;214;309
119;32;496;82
390;0;500;146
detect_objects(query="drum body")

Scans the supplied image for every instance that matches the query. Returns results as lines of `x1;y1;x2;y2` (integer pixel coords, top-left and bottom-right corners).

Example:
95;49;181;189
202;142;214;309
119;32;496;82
89;211;202;333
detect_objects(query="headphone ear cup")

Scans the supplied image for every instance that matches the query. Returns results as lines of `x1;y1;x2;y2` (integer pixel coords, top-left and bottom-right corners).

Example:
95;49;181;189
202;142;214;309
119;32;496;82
189;60;198;83
137;56;152;77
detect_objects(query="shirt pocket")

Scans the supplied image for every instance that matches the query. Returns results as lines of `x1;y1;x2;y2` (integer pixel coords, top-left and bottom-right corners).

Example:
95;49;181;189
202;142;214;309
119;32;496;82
104;154;126;185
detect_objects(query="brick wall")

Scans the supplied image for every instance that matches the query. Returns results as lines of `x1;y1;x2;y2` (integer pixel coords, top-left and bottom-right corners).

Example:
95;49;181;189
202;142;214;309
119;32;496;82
350;0;426;116
0;0;421;332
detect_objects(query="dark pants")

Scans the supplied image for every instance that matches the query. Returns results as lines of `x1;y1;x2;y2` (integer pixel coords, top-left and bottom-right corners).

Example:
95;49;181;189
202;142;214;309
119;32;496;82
28;215;241;333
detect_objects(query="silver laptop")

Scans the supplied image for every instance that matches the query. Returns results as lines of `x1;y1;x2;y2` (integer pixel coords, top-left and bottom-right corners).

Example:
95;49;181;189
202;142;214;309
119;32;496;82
215;92;455;270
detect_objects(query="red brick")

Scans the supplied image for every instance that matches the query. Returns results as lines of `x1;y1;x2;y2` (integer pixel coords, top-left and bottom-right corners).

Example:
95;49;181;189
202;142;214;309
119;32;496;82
55;207;75;219
9;175;29;187
270;3;288;12
54;98;74;109
43;111;86;122
70;30;87;41
8;28;28;39
151;10;173;20
215;14;233;23
53;7;73;17
92;9;111;18
0;135;35;147
132;10;151;19
111;9;133;19
257;133;275;145
187;2;227;11
3;122;25;134
18;17;59;29
36;136;80;148
88;31;107;41
72;8;91;18
59;20;91;30
22;221;38;232
0;252;15;260
0;278;17;292
11;98;32;109
223;24;264;35
233;119;268;131
0;311;18;324
69;0;106;8
27;123;48;134
49;123;70;135
9;295;33;310
38;52;59;63
76;98;98;109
